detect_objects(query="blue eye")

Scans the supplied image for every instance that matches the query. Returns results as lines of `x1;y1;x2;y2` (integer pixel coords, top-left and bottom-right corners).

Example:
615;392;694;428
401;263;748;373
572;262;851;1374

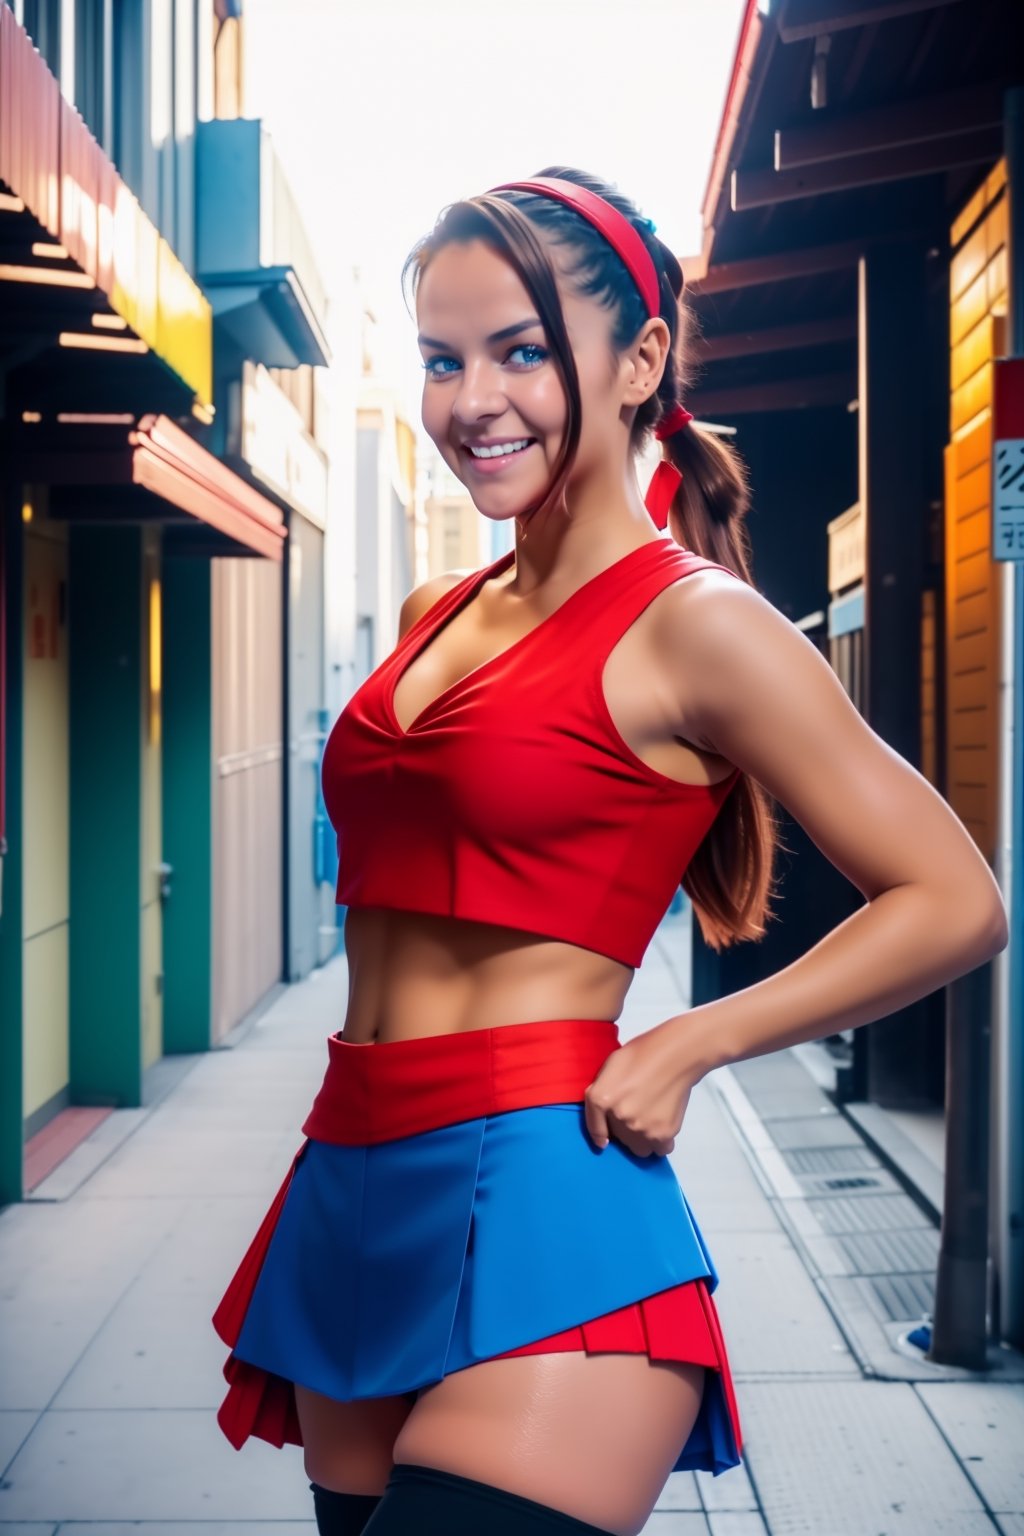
421;355;459;379
420;342;549;380
508;343;548;369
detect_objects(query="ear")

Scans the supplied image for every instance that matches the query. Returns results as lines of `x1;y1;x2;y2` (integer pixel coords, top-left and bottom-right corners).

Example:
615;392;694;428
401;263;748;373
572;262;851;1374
621;317;671;408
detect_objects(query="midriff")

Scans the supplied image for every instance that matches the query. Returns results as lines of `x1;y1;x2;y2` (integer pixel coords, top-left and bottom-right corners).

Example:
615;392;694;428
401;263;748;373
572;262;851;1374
339;905;634;1044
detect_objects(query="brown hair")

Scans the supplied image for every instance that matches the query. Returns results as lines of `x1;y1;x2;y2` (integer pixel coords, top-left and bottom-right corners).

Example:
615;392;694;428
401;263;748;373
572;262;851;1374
403;167;782;951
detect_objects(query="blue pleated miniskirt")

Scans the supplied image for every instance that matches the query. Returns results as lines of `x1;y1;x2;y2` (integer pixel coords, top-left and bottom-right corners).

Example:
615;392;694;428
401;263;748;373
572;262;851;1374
212;1017;743;1476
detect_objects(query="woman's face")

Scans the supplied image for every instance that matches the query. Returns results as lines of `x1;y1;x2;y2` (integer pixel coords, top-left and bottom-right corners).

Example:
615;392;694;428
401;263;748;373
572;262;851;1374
416;237;627;521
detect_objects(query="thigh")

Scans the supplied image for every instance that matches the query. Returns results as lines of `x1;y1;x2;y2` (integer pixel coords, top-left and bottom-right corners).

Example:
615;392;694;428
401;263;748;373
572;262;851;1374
392;1351;706;1536
294;1382;418;1495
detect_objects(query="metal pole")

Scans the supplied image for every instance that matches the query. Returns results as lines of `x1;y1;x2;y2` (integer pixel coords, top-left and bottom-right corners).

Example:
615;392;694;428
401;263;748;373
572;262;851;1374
929;962;991;1367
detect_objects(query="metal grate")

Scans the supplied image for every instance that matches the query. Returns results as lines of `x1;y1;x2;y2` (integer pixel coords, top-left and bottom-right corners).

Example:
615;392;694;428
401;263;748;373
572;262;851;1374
863;1271;936;1322
837;1228;940;1275
782;1145;880;1174
800;1192;932;1236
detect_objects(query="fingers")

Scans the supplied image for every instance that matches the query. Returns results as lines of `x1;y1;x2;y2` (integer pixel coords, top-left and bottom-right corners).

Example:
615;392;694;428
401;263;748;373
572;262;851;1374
614;1129;676;1159
584;1089;610;1149
584;1099;676;1159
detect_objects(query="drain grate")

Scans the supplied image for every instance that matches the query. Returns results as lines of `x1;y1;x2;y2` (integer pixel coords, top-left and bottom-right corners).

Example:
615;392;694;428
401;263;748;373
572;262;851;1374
800;1192;932;1236
764;1115;867;1151
789;1171;896;1197
837;1228;939;1275
862;1271;936;1322
783;1145;880;1175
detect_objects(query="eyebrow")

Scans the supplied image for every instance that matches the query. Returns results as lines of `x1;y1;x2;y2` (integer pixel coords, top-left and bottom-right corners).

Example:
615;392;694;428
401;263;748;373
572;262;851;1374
416;318;544;349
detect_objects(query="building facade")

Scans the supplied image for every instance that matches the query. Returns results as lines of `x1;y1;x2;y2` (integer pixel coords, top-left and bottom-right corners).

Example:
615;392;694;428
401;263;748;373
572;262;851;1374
683;0;1023;1347
0;0;333;1204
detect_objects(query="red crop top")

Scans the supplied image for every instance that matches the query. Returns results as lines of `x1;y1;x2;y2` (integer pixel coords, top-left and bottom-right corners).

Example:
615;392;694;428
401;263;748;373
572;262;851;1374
321;538;743;969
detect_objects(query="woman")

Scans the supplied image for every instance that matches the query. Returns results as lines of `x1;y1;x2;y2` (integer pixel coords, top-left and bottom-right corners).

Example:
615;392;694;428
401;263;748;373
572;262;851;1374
211;169;1008;1536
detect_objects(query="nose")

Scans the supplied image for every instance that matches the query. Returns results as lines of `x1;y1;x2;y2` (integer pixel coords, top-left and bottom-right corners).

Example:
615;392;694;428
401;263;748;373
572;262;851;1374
450;355;507;426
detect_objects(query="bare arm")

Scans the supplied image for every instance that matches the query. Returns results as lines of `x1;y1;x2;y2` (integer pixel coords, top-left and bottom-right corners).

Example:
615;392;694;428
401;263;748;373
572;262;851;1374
662;573;1008;1080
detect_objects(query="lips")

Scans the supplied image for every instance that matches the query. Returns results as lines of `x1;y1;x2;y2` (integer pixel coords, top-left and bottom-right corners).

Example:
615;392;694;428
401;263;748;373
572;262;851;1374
461;438;538;474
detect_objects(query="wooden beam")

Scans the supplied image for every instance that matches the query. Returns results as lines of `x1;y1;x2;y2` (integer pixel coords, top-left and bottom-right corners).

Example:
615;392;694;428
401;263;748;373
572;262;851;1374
689;373;856;414
687;238;864;295
733;125;1002;211
774;83;1003;170
698;315;857;361
777;0;964;44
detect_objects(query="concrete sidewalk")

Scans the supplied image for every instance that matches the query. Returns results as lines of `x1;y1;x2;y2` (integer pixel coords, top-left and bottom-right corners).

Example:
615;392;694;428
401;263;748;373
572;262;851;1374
1;905;1021;1535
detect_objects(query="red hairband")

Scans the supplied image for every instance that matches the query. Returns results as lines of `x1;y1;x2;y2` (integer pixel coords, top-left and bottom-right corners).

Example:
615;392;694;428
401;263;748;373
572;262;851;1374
486;176;695;530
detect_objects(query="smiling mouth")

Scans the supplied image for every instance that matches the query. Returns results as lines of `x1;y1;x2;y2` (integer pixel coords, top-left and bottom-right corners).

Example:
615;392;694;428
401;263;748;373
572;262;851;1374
464;438;536;461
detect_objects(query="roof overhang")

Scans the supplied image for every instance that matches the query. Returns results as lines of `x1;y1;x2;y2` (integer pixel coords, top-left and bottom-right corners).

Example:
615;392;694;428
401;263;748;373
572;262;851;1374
203;266;331;369
677;0;1021;416
0;6;213;412
11;415;286;561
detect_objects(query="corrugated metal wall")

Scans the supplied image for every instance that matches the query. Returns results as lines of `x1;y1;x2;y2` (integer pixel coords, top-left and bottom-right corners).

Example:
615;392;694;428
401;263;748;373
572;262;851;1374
210;556;283;1042
944;159;1009;863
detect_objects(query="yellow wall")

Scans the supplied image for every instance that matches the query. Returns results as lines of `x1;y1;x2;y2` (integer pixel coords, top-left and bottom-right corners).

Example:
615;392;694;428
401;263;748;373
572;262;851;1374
22;511;70;1120
140;527;164;1072
944;159;1009;863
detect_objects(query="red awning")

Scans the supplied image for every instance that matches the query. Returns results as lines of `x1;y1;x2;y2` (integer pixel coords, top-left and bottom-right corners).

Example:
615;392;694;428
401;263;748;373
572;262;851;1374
129;415;286;561
11;414;287;561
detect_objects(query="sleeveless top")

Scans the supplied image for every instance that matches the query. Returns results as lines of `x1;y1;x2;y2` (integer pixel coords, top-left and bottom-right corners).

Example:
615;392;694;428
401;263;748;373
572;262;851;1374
321;538;743;969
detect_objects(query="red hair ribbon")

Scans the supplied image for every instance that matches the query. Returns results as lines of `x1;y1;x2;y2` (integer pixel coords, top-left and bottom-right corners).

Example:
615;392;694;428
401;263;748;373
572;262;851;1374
645;404;694;528
644;460;683;531
655;404;694;440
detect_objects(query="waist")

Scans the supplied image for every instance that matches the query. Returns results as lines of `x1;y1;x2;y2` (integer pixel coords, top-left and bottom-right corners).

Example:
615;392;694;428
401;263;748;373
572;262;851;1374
301;1017;620;1145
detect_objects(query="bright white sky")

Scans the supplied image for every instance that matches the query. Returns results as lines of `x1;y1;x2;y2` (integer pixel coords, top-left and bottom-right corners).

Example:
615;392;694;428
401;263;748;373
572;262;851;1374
243;0;746;432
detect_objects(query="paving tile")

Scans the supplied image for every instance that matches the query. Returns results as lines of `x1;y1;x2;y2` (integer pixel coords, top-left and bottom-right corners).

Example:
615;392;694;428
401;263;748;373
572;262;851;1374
0;1199;186;1291
917;1382;1024;1516
997;1518;1024;1535
0;1410;312;1522
0;1286;127;1412
50;1281;228;1411
0;1525;58;1535
0;1415;39;1476
704;1232;859;1377
762;1116;866;1152
653;1471;701;1510
689;1199;782;1236
76;1129;301;1200
640;1516;709;1535
739;1380;998;1533
707;1517;769;1536
696;1460;758;1512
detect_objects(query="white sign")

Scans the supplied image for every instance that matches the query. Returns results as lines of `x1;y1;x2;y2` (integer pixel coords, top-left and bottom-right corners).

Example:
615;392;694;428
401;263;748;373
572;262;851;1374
994;438;1024;562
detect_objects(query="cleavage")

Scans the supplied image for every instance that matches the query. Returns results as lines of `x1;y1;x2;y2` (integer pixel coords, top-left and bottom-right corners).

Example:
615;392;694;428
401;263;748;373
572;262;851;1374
391;576;547;734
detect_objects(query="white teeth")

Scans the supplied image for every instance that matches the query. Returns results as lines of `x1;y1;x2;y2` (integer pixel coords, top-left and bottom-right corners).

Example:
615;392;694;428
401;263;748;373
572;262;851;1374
468;439;532;459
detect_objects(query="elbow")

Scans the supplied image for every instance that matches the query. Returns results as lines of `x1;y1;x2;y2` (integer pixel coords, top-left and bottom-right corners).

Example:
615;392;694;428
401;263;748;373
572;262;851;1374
985;899;1010;958
963;890;1009;966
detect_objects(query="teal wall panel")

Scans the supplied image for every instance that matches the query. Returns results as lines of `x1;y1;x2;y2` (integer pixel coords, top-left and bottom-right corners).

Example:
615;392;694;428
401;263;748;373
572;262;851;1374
162;557;212;1053
68;526;143;1107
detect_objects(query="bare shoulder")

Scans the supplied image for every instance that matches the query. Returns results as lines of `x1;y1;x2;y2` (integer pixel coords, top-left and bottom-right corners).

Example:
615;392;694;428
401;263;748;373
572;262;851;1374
654;568;1005;926
398;568;475;640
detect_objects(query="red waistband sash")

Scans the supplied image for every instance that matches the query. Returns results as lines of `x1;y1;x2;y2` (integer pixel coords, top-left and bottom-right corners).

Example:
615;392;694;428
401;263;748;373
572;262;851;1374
301;1018;620;1145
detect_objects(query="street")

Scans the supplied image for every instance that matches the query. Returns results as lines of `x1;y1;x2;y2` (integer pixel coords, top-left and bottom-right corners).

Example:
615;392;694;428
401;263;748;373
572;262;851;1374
1;906;1022;1535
